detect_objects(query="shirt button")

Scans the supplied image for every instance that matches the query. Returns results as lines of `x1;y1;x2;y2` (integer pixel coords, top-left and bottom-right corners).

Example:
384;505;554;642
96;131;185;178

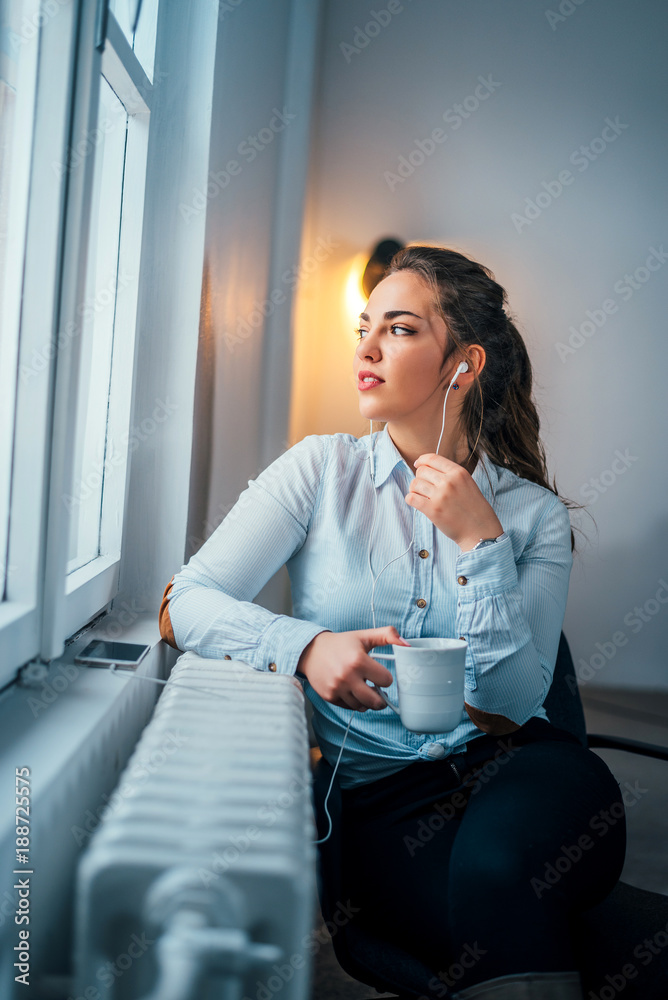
457;575;468;585
423;743;445;759
224;655;231;660
416;598;427;608
419;549;429;559
268;662;277;672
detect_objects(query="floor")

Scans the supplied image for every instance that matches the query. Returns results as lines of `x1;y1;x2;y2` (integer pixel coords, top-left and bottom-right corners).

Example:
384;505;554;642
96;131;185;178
308;687;668;999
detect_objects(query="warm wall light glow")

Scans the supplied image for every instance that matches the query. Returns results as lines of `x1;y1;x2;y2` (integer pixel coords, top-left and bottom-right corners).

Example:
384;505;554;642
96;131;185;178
345;252;368;339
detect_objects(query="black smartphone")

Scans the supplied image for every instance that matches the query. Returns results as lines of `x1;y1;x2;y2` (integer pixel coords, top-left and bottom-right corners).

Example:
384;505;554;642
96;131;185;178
74;639;151;668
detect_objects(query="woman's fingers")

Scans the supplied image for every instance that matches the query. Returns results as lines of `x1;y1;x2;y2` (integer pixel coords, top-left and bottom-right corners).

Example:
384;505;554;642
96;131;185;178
336;681;386;712
412;465;441;488
334;690;368;711
408;480;432;501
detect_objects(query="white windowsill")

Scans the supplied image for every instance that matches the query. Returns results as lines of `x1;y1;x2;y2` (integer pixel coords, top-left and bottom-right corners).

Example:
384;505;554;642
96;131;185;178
0;613;172;783
0;612;181;992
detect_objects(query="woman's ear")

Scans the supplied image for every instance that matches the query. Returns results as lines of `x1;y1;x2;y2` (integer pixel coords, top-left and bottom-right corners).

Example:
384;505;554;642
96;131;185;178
466;345;486;377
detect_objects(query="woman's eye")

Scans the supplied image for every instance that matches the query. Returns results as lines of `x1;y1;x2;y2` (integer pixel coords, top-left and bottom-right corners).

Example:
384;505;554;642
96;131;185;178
355;325;414;340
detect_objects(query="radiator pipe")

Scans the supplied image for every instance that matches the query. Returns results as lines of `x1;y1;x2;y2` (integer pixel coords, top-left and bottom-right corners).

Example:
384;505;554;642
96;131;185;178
138;909;207;1000
139;869;285;1000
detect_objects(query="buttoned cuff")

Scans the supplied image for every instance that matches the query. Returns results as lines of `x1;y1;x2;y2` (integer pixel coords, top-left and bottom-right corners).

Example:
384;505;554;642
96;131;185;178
454;531;517;601
257;615;332;675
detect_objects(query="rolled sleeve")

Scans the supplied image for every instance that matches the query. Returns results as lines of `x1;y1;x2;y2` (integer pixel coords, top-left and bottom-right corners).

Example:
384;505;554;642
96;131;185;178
455;500;573;722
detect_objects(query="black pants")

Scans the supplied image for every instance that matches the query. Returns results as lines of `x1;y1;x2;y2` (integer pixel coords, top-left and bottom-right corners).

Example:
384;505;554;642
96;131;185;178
339;718;626;993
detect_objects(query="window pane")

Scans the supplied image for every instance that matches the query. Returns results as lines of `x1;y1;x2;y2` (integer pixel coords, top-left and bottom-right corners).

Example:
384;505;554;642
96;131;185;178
132;0;158;84
109;0;159;83
0;0;39;597
108;0;136;44
66;77;127;574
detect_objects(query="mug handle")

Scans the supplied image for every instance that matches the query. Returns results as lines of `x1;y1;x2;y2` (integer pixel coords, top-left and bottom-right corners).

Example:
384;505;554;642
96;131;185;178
368;653;401;715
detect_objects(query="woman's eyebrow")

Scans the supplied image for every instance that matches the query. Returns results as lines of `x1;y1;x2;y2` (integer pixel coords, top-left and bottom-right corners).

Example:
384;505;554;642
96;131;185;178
359;310;424;321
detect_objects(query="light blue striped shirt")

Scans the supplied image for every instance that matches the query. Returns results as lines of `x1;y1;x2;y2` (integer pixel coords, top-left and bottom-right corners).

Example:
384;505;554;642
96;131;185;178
166;426;573;789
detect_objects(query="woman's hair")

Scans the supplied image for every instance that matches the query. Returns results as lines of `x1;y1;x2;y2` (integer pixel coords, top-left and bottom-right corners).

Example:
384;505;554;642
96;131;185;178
380;243;585;554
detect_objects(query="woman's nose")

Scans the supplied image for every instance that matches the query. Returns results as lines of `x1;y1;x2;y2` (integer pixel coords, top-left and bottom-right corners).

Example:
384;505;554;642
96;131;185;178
357;334;380;360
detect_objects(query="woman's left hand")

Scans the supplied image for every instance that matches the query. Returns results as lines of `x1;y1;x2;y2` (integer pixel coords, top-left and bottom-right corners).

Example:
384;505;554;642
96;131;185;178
405;453;504;552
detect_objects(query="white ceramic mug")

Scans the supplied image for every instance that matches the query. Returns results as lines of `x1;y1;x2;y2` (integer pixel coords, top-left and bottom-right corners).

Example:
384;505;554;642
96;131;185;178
369;638;467;733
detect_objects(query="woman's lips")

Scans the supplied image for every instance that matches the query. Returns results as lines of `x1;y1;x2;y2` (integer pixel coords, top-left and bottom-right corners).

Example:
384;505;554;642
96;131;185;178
358;377;384;390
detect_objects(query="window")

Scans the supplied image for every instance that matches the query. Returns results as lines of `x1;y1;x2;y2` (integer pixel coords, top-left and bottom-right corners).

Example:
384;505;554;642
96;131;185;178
66;76;128;575
0;0;40;602
110;0;159;83
0;0;158;687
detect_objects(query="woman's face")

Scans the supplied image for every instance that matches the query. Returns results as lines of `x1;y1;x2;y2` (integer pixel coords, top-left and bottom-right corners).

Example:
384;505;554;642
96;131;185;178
353;270;455;425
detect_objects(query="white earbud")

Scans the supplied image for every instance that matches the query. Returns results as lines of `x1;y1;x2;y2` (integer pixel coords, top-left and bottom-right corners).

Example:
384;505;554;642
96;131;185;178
436;360;470;453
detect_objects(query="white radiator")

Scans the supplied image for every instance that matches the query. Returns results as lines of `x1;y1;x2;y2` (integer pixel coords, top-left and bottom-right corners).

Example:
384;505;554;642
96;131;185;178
73;652;317;1000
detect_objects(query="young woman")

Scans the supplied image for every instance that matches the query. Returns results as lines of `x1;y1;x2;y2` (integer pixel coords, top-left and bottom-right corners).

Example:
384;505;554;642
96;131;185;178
161;245;626;1000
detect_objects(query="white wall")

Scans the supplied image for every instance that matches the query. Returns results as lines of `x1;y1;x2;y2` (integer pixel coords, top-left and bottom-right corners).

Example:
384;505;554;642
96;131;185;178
293;0;668;689
184;0;322;616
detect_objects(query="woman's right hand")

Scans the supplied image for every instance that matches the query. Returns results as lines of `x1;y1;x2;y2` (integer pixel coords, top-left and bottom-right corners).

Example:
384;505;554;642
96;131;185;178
296;627;411;711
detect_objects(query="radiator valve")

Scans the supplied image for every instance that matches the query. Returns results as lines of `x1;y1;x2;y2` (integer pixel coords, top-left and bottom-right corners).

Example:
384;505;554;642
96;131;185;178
139;867;284;1000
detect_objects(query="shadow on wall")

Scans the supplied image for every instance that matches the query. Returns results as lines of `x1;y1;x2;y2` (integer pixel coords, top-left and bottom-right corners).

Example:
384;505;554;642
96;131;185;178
185;256;217;564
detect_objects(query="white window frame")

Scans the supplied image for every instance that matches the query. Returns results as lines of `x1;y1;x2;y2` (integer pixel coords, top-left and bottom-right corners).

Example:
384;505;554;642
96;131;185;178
0;0;154;686
60;10;152;641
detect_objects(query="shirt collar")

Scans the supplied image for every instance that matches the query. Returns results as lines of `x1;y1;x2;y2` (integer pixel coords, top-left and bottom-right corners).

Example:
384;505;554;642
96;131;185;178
370;424;499;504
